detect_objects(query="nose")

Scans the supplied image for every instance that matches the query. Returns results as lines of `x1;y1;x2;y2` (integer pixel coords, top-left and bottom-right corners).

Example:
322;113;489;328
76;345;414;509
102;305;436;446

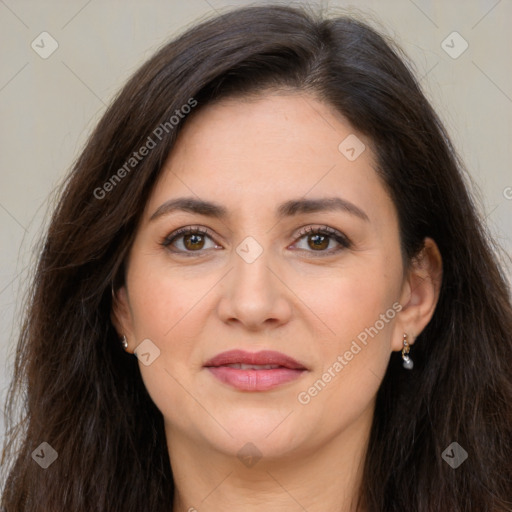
216;246;293;332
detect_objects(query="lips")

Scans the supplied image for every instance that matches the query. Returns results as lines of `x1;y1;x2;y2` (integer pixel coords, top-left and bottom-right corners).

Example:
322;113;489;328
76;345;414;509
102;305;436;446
204;350;308;391
204;349;307;370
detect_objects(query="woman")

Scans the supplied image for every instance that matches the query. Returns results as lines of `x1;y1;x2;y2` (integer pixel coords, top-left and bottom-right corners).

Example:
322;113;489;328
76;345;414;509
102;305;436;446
1;4;511;511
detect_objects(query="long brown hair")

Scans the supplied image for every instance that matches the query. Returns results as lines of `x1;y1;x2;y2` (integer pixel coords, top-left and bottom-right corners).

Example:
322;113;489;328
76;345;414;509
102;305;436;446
2;5;511;511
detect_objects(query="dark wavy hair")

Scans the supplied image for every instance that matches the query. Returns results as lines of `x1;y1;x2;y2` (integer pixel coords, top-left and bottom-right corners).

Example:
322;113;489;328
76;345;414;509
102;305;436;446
2;4;511;511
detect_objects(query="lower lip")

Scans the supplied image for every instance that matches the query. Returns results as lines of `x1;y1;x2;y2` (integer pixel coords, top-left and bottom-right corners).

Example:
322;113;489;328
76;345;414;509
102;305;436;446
206;366;306;391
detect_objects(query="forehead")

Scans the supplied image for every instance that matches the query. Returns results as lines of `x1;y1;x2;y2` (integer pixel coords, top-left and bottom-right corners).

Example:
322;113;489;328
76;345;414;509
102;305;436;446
144;93;392;226
169;92;363;170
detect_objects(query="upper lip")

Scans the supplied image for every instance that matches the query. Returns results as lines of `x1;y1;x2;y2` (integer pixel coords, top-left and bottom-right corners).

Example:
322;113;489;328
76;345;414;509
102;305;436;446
204;350;308;370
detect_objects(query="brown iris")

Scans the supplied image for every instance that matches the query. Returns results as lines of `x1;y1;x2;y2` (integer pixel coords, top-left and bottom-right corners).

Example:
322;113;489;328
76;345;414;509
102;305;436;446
308;234;329;250
183;233;205;250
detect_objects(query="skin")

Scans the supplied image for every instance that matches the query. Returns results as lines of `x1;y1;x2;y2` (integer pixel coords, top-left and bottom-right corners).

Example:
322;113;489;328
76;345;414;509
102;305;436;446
113;91;442;512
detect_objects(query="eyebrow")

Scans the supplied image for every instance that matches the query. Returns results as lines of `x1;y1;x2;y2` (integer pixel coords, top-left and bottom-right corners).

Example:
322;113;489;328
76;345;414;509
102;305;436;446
149;196;369;222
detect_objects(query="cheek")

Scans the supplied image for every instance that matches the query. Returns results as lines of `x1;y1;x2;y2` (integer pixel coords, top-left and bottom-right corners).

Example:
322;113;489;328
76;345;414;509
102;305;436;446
127;254;216;341
125;254;220;413
299;257;400;348
125;273;205;434
295;258;400;417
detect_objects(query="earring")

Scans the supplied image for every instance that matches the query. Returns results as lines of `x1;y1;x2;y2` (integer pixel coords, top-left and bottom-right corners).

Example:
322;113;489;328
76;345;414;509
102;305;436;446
401;333;414;370
121;335;128;350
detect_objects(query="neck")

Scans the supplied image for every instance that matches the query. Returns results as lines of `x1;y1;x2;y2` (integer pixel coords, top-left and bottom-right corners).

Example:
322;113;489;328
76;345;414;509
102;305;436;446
167;405;372;512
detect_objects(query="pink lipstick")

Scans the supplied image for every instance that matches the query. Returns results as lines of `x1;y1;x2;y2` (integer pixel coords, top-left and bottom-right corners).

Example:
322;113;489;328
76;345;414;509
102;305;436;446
204;349;308;391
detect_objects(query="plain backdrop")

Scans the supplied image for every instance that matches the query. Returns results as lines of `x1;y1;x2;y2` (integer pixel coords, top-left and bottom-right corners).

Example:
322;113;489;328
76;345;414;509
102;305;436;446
1;0;511;442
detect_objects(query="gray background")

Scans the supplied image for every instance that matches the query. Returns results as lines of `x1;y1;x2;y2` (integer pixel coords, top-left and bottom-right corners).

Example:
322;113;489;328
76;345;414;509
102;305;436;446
1;0;511;441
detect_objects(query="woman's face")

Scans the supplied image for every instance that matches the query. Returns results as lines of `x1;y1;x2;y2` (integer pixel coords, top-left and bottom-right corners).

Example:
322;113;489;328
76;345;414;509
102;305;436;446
114;92;425;461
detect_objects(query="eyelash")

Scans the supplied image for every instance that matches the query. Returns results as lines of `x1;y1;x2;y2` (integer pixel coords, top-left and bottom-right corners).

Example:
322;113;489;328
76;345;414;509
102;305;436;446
160;225;351;257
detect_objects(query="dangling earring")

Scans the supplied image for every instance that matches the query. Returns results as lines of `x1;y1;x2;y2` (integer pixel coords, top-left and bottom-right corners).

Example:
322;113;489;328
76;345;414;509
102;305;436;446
402;333;413;369
121;335;128;350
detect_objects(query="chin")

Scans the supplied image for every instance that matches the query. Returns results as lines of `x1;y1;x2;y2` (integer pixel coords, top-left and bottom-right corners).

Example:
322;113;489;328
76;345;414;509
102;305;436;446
186;407;310;459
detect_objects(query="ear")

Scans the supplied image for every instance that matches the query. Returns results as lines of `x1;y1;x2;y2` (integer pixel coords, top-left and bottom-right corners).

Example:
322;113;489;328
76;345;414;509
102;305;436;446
111;285;135;353
392;237;443;351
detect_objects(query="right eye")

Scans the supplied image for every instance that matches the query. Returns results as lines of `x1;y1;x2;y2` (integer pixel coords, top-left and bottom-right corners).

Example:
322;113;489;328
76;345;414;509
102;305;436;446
161;226;222;254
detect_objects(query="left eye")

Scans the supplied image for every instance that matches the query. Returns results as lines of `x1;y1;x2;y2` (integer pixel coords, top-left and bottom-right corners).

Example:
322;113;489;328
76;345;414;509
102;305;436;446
292;226;351;254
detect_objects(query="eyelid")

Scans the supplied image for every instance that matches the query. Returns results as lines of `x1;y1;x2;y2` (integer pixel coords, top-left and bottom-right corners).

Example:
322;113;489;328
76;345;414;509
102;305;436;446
160;225;221;252
294;224;342;238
